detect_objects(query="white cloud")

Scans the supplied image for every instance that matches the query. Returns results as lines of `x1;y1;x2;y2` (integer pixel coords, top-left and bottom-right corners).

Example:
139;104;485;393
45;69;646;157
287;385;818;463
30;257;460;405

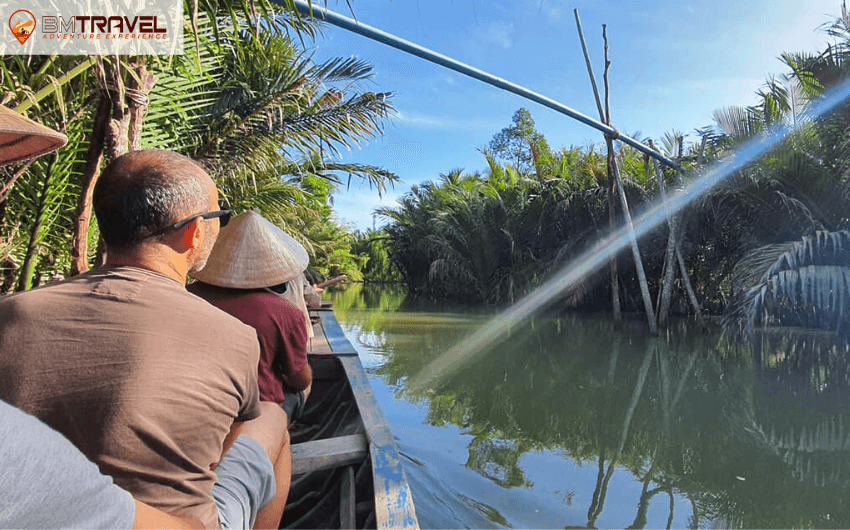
333;187;405;231
395;110;498;132
545;6;562;21
476;21;515;50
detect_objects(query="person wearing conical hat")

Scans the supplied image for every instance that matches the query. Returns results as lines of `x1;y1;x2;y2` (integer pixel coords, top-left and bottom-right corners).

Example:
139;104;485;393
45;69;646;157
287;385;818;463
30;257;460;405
189;210;313;426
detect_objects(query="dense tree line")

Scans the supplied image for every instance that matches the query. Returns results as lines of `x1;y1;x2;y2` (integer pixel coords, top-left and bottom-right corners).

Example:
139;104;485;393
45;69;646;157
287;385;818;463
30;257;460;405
377;7;850;335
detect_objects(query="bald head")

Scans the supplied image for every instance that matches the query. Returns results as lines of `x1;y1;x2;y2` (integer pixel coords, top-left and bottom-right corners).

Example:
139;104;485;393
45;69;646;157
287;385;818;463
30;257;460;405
94;150;212;251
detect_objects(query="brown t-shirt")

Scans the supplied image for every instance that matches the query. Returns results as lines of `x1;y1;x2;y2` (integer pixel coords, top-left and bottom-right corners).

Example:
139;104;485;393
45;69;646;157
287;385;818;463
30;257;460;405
188;282;308;404
0;266;261;529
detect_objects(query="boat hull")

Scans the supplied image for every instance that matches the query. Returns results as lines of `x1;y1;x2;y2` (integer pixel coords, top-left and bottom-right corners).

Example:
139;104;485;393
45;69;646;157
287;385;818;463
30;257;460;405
281;309;418;529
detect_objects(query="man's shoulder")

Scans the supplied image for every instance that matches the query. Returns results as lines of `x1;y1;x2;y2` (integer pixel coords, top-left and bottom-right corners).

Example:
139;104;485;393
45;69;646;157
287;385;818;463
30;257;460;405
0;277;76;314
184;289;263;345
229;289;299;312
256;291;303;318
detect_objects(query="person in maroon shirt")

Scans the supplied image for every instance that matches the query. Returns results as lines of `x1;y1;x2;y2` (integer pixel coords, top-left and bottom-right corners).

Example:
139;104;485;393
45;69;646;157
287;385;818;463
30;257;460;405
188;211;313;425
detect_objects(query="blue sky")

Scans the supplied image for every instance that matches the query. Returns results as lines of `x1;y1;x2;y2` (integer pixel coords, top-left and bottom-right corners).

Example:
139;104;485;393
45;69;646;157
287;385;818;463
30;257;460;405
306;0;842;231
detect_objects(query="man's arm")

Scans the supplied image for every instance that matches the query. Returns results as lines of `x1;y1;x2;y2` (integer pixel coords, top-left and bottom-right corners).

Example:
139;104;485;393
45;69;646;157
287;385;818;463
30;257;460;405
314;275;346;289
216;420;247;468
302;282;322;309
281;363;312;392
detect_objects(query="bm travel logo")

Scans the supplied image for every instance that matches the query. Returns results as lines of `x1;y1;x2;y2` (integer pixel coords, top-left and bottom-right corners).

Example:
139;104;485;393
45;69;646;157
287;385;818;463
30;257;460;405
8;9;34;44
0;0;182;55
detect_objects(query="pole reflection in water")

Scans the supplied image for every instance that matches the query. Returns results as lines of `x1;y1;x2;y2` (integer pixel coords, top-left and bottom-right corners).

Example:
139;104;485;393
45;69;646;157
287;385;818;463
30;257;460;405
332;284;850;529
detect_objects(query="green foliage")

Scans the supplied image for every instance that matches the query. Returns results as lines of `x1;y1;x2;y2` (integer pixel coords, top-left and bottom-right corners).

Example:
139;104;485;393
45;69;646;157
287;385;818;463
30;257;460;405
380;143;663;309
0;54;97;291
329;282;407;328
350;229;402;282
0;4;394;292
489;107;549;174
6;148;81;290
379;6;850;319
724;230;850;341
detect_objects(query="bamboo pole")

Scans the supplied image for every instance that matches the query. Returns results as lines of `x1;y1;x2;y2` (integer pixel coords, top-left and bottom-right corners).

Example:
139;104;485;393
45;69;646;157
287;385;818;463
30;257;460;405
652;139;679;325
575;10;620;320
603;31;657;334
289;0;680;169
574;11;656;334
672;149;706;328
649;140;706;328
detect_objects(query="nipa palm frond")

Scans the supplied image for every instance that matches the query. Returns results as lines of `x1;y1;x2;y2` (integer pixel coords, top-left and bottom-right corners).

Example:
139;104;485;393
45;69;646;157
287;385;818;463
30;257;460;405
724;230;850;340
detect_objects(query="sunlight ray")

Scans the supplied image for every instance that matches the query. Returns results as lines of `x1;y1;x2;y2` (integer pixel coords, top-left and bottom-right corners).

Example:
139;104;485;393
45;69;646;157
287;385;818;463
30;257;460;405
407;78;850;392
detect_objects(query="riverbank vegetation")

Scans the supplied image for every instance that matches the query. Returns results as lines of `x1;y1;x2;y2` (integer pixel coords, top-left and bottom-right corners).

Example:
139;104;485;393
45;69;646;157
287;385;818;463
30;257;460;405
376;7;850;338
3;1;849;343
0;1;395;293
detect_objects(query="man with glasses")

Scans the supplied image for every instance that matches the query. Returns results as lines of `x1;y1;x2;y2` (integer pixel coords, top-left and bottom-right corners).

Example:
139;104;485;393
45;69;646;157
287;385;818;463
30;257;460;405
0;150;291;529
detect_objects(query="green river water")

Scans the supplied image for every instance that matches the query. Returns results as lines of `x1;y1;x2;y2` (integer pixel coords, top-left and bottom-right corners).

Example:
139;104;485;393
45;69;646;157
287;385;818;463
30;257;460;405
330;283;850;529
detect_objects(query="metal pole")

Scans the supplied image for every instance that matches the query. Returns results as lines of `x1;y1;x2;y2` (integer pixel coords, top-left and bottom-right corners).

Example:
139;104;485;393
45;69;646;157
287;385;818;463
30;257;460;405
288;0;680;170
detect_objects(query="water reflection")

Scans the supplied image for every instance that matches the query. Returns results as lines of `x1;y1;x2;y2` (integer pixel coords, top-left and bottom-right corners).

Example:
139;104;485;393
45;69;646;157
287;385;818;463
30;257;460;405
333;284;850;528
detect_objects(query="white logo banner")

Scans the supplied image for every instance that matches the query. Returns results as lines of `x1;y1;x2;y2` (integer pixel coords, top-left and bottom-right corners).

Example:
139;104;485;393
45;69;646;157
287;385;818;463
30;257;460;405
0;0;183;55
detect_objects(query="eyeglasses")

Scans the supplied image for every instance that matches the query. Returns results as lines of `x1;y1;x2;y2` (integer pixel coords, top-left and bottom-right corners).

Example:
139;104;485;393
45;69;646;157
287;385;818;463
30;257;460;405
149;209;231;238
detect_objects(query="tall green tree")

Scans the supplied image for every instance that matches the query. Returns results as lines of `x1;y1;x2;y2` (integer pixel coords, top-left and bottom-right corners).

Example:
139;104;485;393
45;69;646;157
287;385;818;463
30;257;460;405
489;107;549;174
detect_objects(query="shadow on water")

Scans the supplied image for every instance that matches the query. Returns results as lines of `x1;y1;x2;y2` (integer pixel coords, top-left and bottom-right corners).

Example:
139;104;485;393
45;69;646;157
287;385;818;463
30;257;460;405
333;284;850;529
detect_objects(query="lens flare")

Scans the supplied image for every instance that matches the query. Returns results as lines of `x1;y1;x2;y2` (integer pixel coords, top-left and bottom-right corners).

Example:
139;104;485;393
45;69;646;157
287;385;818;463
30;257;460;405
407;79;850;392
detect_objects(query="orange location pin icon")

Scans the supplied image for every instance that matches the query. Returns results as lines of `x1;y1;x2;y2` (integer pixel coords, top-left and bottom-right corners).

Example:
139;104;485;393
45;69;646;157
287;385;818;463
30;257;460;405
9;10;35;45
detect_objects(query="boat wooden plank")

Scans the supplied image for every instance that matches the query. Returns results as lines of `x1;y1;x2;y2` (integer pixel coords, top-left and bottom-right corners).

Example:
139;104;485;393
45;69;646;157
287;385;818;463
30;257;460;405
308;319;332;355
338;355;418;529
291;433;368;475
308;353;343;380
318;310;359;355
340;465;356;529
306;309;419;529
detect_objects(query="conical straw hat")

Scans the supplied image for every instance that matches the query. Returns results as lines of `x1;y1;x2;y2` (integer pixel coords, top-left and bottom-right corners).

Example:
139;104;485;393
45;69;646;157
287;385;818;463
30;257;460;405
0;105;67;166
191;210;309;289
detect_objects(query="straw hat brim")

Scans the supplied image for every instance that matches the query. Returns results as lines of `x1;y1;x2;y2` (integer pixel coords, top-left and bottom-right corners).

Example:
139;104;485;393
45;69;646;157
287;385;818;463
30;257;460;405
190;210;309;289
0;106;67;166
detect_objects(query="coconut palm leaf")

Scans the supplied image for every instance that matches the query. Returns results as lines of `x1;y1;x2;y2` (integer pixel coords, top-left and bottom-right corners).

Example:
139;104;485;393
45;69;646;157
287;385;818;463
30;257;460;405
5;122;87;289
179;26;394;194
724;230;850;340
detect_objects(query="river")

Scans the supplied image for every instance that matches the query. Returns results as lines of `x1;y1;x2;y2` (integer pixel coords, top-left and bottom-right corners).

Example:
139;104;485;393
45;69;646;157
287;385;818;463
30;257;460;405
330;283;850;529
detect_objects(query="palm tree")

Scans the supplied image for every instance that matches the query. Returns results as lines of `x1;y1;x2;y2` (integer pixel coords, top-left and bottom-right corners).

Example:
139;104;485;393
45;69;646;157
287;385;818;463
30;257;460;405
0;55;100;289
723;230;850;341
0;2;396;288
685;6;850;317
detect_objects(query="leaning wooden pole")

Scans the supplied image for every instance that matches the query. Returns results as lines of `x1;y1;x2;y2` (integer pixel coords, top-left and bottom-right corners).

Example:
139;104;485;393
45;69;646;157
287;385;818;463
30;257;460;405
575;9;620;320
648;139;706;328
70;94;109;276
651;139;679;326
575;11;656;334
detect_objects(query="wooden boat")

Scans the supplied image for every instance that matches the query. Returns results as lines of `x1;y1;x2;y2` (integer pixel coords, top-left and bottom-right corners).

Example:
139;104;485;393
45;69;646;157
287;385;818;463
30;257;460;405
280;306;419;529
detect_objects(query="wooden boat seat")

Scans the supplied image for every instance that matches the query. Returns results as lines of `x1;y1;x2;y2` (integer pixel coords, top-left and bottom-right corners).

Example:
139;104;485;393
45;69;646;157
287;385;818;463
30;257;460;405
291;433;368;476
